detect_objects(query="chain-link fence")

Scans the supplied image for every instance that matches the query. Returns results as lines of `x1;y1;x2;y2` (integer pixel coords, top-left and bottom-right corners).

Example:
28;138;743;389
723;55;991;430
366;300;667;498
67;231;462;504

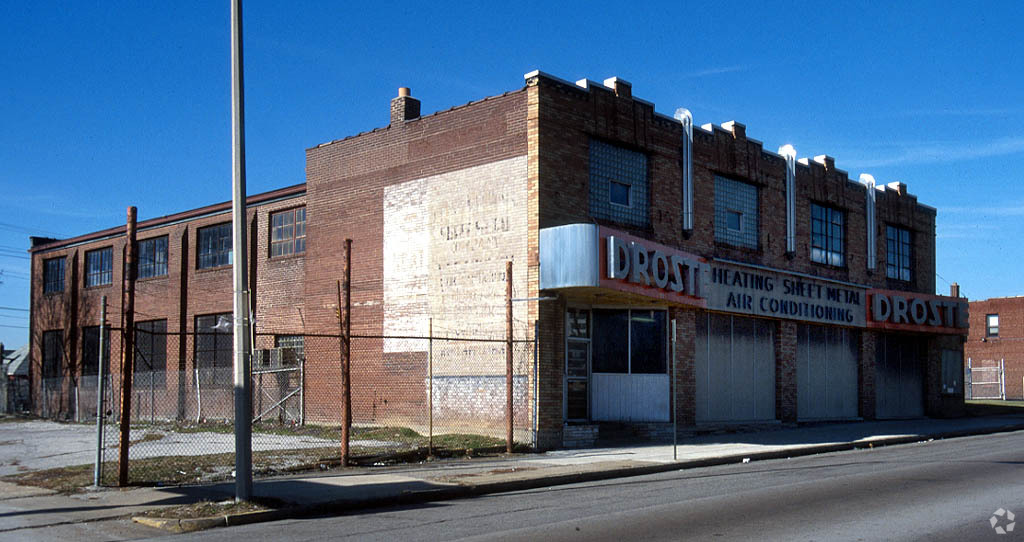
77;326;536;486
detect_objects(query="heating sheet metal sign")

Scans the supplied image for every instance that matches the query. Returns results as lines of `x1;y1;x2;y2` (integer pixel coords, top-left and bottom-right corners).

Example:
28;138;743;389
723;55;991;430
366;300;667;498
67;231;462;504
701;262;867;327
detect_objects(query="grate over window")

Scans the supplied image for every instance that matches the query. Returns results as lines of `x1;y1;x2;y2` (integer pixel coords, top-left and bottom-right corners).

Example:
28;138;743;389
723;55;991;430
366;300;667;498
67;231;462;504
589;140;649;228
714;176;759;249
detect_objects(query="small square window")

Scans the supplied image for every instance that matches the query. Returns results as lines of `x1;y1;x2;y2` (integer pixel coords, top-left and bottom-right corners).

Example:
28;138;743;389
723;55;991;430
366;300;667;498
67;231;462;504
810;203;844;267
270;207;306;258
726;210;742;231
609;181;631;207
987;314;999;337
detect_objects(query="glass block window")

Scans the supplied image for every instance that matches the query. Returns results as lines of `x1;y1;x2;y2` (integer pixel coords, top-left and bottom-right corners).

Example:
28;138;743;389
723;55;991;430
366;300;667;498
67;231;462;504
589;140;649;228
270;207;306;258
274;335;305;366
197;223;232;269
885;226;912;281
43;257;65;293
138;236;168;279
714;176;759;249
85;247;113;287
811;203;845;267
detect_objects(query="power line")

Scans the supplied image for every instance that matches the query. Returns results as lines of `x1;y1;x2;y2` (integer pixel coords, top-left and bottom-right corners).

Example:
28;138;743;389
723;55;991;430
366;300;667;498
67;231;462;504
0;324;28;329
0;306;29;312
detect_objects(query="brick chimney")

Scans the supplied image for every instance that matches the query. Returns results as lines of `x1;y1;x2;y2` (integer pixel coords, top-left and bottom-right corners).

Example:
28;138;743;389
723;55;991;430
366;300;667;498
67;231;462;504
390;87;420;125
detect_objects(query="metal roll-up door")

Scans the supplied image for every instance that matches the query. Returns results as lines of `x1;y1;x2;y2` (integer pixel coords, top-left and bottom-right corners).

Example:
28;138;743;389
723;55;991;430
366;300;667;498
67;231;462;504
797;324;859;420
695;312;775;423
875;335;925;418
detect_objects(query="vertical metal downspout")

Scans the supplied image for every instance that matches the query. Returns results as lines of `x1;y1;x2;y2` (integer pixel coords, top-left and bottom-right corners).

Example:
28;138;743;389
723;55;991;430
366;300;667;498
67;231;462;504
860;174;877;271
779;145;797;254
675;109;694;233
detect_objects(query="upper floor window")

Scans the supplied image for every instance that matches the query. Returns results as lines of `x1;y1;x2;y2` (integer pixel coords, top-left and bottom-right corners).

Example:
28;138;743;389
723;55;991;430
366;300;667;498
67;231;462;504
886;226;912;281
270;207;306;258
43;257;65;293
714;176;759;249
138;236;168;278
987;314;999;337
197;223;232;269
589;140;649;228
811;203;844;267
85;247;113;287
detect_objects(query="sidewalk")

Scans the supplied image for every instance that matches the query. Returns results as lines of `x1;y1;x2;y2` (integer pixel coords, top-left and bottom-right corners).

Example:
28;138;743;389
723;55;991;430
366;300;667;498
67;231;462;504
5;414;1024;535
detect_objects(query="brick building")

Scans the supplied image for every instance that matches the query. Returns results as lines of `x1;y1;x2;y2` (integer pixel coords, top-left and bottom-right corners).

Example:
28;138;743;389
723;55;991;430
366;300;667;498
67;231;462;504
965;297;1024;400
29;70;968;448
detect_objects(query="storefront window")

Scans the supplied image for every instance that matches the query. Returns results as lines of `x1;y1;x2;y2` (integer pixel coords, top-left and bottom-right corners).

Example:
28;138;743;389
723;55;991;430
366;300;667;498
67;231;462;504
591;308;666;374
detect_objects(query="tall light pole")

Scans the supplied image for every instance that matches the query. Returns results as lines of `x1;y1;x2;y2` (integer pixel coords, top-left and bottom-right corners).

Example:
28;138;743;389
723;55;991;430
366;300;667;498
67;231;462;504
230;0;253;501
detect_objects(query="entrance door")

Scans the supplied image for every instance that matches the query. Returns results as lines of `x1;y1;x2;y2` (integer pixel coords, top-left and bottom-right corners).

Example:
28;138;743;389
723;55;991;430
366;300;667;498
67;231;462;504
565;308;590;421
875;335;925;418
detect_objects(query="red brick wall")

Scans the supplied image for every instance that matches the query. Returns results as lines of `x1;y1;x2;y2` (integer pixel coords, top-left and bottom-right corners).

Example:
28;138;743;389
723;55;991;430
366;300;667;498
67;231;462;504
966;297;1024;399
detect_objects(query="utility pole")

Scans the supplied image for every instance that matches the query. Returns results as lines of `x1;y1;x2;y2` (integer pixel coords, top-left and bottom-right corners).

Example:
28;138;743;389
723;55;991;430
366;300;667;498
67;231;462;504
230;0;253;502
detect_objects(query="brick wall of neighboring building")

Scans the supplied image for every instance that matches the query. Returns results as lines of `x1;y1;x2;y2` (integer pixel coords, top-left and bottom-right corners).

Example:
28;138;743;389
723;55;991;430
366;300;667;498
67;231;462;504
966;297;1024;400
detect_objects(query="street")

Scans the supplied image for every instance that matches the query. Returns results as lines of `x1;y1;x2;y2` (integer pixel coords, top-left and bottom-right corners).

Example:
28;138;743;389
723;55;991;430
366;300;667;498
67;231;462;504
136;429;1024;542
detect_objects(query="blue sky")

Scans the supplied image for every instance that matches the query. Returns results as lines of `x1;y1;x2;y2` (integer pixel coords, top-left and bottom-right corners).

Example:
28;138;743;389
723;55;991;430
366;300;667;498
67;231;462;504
1;1;1022;347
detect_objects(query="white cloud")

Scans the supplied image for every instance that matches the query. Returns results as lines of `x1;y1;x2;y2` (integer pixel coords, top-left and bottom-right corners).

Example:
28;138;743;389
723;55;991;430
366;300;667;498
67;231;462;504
683;65;748;78
844;137;1024;168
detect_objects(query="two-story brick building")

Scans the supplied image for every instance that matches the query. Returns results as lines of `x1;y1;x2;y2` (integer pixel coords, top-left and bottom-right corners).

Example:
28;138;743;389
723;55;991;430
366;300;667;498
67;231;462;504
965;297;1024;400
29;70;968;448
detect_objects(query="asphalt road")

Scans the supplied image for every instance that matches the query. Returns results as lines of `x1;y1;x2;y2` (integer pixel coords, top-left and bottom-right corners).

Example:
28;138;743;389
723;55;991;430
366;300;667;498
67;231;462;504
155;430;1024;542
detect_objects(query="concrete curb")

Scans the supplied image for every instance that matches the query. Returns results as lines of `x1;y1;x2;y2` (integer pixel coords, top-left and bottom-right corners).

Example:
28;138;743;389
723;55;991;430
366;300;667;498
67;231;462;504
132;421;1024;533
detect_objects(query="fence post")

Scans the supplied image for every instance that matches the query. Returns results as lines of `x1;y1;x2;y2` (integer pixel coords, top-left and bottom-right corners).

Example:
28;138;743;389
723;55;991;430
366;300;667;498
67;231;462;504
94;296;107;487
428;317;433;456
337;238;352;467
118;206;138;487
505;260;513;454
1001;358;1006;400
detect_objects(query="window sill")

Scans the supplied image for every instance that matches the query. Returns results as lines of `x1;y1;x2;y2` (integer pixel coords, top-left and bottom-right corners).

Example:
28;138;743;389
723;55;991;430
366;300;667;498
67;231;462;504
268;252;305;263
84;283;114;290
137;274;170;283
195;264;231;274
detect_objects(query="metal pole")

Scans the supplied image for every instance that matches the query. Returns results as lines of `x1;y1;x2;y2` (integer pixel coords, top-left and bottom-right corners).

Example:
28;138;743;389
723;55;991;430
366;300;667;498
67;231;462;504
671;318;677;461
195;367;201;423
118;206;137;486
505;261;513;454
299;354;304;425
533;319;538;448
230;0;253;501
428;317;433;456
94;296;107;487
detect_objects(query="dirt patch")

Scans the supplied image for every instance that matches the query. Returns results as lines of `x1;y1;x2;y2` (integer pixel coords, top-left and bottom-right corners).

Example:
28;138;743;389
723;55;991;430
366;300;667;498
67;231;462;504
137;498;278;519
